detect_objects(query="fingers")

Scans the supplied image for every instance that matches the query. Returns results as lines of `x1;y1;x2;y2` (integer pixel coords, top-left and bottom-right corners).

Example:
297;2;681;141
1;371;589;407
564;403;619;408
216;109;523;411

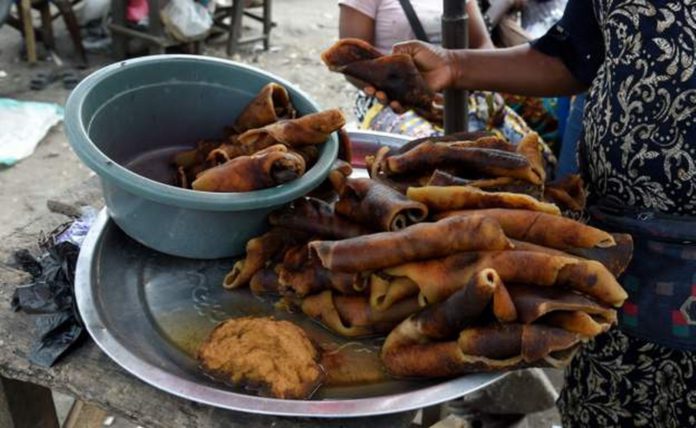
390;101;405;114
363;86;376;96
375;90;388;104
392;40;428;56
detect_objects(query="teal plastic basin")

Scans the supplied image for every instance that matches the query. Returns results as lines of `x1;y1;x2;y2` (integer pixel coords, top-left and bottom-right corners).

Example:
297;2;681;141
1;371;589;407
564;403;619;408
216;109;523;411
65;55;338;259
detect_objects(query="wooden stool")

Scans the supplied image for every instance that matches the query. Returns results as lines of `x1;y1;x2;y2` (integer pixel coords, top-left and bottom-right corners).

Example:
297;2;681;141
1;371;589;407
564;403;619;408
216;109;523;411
109;0;203;58
213;0;273;56
8;0;87;66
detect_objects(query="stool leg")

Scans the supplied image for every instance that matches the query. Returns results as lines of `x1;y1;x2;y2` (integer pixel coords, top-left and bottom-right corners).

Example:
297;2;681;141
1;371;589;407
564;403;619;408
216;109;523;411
19;0;38;64
148;0;166;54
110;0;128;59
262;0;271;50
227;0;245;56
39;3;55;51
54;0;88;66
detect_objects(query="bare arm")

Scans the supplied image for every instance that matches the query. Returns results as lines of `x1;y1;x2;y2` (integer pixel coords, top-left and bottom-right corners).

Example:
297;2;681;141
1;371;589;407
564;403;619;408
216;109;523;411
394;41;587;97
338;5;377;90
468;0;495;49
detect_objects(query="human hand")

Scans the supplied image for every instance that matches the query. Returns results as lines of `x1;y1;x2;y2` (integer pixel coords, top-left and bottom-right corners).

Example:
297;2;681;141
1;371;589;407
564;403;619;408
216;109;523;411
362;41;456;113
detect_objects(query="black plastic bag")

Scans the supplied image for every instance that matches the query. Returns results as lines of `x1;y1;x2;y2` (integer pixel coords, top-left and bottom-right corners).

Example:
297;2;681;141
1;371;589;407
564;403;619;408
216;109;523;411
11;234;85;367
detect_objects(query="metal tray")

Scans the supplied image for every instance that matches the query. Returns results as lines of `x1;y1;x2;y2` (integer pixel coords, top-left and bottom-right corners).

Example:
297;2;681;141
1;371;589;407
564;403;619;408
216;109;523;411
75;211;505;418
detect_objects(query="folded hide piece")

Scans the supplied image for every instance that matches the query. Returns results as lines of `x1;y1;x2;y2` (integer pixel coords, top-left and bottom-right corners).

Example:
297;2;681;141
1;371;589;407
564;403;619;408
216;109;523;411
382;319;581;378
238;109;346;148
192;145;306;192
269;197;371;239
507;284;617;335
426;172;543;199
223;228;310;289
383;142;541;185
436;209;615;249
384;250;628;307
408;186;561;215
321;38;437;120
510;238;633;277
232;82;297;134
309;214;511;273
335;177;428;231
544;174;586;212
301;290;421;337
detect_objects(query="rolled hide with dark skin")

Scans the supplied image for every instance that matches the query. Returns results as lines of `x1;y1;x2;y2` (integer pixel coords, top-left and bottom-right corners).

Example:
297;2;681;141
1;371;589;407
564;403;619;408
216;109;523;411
384;250;628;307
413;269;500;339
223;228;310;289
238;109;346;148
383;142;541;185
309;214;512;273
381;320;581;378
544;174;586;212
301;290;421;337
192;145;306;192
435;209;615;249
249;267;282;296
268;197;371;240
277;262;360;297
507;284;617;333
232;82;296;134
369;274;420;312
515;132;546;184
321;39;437;120
408;186;561;215
335;177;428;231
426;172;543;199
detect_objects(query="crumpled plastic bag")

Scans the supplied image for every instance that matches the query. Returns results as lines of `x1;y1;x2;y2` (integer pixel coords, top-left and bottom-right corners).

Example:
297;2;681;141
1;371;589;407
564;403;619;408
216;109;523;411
160;0;212;42
10;211;96;367
0;98;63;166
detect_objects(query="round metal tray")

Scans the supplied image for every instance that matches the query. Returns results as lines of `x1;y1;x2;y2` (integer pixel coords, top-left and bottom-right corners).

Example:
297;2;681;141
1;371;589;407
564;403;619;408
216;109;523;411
76;211;505;417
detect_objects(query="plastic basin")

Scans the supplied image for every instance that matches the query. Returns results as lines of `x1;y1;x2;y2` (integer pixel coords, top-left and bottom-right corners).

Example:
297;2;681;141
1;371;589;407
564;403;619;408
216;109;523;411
65;55;338;259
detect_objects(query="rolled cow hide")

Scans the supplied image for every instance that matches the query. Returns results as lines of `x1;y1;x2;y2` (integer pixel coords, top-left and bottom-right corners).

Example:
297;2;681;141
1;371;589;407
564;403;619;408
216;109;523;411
383;141;541;184
309;215;512;273
301;290;421;337
335;177;428;231
384;250;628;307
408;186;561;215
436;209;615;249
238;109;346;148
515;132;546;183
321;39;437;121
223;228;309;289
232;82;296;134
381;321;581;378
369;274;420;312
192;145;306;192
269;197;371;239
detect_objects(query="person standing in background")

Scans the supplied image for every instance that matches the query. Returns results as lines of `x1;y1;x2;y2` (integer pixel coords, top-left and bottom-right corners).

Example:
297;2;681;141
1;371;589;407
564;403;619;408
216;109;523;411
338;0;545;149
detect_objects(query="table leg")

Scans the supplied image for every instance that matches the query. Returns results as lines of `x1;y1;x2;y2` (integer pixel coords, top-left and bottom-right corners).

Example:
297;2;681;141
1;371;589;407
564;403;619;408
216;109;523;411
0;375;60;428
19;0;38;64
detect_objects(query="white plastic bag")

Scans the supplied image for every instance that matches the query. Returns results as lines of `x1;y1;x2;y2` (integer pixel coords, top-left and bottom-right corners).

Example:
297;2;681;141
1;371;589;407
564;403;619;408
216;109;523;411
0;98;63;166
161;0;213;42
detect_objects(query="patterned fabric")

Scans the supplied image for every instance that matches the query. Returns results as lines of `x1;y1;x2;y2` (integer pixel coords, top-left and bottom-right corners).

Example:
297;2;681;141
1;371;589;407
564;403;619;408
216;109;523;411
533;0;696;347
353;91;537;145
501;94;560;147
590;203;696;350
558;328;696;428
581;0;696;216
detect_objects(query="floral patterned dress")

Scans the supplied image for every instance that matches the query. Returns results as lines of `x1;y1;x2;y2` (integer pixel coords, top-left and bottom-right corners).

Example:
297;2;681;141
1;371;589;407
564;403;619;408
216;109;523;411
532;0;696;426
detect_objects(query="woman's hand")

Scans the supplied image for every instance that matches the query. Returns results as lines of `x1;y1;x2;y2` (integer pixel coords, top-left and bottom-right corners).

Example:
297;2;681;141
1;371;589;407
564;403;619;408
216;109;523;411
363;41;458;113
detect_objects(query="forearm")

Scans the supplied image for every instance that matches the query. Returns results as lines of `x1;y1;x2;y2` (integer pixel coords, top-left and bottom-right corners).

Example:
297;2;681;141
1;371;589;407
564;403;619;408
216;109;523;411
450;44;588;96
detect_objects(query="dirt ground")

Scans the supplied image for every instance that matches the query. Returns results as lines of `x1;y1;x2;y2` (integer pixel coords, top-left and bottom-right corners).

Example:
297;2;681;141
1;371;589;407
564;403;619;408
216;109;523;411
0;0;356;239
0;1;562;426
